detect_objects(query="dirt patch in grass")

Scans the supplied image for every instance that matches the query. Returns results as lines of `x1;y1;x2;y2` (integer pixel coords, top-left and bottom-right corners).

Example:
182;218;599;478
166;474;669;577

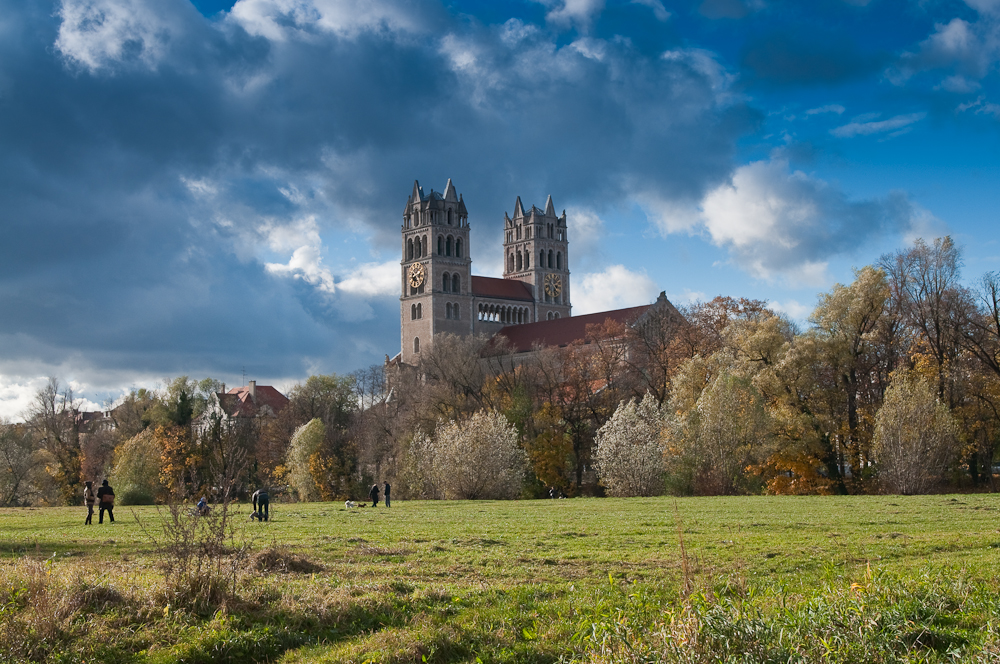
250;546;324;574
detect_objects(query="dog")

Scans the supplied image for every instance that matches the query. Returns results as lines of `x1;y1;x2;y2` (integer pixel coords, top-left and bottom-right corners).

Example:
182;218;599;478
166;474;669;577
250;511;261;521
344;500;357;509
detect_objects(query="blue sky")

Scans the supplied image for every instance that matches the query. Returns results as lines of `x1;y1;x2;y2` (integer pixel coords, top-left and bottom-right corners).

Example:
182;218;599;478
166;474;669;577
1;0;998;418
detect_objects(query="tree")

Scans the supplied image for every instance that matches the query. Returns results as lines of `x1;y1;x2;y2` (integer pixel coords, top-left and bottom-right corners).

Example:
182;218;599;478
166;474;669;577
28;378;82;505
433;410;525;499
691;371;771;495
0;421;40;506
109;429;164;504
595;394;667;497
874;372;959;494
286;418;325;502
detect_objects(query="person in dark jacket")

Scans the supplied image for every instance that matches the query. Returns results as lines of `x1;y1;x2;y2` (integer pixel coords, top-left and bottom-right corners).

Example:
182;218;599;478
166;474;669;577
251;488;269;522
96;479;115;524
83;481;96;525
369;483;379;507
383;482;391;508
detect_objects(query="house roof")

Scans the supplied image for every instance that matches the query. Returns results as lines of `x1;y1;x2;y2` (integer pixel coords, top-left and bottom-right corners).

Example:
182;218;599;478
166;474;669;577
217;385;290;418
471;276;534;301
494;304;653;353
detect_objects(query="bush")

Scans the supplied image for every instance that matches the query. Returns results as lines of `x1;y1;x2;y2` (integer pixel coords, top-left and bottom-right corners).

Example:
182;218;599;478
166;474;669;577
595;394;667;497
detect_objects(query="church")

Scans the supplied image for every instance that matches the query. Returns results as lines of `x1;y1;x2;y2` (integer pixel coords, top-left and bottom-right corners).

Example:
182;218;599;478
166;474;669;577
394;178;675;365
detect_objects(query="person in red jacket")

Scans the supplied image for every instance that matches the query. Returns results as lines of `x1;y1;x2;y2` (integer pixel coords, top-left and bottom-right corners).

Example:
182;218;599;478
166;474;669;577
96;479;115;524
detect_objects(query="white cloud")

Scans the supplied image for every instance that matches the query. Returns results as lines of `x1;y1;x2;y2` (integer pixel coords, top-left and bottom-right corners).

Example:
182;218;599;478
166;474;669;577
957;95;1000;118
892;16;1000;84
263;216;337;294
536;0;606;31
691;159;918;284
966;0;1000;14
938;74;981;92
631;0;670;21
55;0;185;72
830;112;926;138
337;261;399;297
768;299;812;322
573;265;659;315
565;206;605;261
805;104;845;115
228;0;425;41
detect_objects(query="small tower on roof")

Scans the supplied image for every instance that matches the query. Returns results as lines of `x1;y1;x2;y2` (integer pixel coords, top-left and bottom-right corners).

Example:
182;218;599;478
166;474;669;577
503;193;571;322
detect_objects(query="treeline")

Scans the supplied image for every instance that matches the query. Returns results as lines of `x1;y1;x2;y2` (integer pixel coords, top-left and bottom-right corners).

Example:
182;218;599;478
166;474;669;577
2;237;998;505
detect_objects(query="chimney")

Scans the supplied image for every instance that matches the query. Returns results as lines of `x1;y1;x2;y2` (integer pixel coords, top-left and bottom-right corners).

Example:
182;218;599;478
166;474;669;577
248;380;256;401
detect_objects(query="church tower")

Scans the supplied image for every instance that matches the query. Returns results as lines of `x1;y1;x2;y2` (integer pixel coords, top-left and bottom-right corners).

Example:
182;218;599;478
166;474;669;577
503;194;571;321
400;179;471;365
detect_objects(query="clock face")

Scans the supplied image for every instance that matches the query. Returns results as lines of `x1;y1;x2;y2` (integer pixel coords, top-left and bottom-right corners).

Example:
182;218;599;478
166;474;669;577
544;273;562;297
408;263;426;289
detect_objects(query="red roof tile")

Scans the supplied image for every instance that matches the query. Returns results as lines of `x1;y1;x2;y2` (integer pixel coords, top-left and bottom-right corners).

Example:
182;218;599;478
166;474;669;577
494;304;652;353
471;276;534;301
221;385;289;417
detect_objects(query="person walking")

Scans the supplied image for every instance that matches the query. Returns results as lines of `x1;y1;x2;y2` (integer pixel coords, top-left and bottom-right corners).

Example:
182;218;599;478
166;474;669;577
383;481;391;508
251;487;270;522
369;483;380;508
83;480;96;525
96;479;115;524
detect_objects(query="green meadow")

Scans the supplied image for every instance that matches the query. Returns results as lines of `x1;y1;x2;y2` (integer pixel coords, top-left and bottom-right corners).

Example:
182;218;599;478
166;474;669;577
2;495;999;663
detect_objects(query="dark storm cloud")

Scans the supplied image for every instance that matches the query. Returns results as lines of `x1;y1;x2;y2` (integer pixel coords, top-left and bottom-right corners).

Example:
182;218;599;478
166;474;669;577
0;0;760;398
740;31;887;86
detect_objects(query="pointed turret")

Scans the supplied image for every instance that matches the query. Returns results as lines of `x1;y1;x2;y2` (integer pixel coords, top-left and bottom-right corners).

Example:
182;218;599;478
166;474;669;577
411;180;423;204
444;178;458;202
545;195;556;217
513;196;524;219
458;193;468;216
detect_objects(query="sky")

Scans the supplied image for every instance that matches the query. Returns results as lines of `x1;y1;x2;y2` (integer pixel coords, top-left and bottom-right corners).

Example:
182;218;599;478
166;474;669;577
1;0;999;419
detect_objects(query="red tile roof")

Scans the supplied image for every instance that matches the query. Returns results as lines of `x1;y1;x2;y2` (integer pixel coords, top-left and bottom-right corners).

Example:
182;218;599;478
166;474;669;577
471;276;534;301
494;304;652;353
220;385;289;418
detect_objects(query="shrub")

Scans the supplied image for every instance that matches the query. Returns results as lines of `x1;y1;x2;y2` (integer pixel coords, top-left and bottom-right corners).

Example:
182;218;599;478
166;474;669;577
595;394;667;497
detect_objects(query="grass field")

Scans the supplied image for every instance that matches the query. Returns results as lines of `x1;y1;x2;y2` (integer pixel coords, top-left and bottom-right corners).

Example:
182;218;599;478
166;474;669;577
2;495;999;662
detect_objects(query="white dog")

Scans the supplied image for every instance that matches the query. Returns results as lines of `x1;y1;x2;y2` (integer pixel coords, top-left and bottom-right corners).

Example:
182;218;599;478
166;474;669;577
345;500;357;509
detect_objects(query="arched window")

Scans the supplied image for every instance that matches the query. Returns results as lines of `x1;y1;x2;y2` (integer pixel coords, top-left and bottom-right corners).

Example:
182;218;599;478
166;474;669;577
548;250;553;268
411;304;416;320
547;311;553;320
414;237;421;258
443;273;450;292
508;254;514;273
525;253;530;269
452;274;460;293
416;303;422;319
446;236;453;257
556;252;562;270
438;236;443;255
516;251;522;271
554;312;560;319
456;238;462;258
454;303;460;319
540;250;545;266
423;235;428;257
414;337;420;353
446;303;452;319
448;209;453;225
407;239;414;260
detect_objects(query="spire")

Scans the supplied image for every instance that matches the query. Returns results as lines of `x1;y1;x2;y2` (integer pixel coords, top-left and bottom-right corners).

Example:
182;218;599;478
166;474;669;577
544;195;555;217
513;196;524;219
443;178;458;202
458;193;467;216
411;180;423;204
